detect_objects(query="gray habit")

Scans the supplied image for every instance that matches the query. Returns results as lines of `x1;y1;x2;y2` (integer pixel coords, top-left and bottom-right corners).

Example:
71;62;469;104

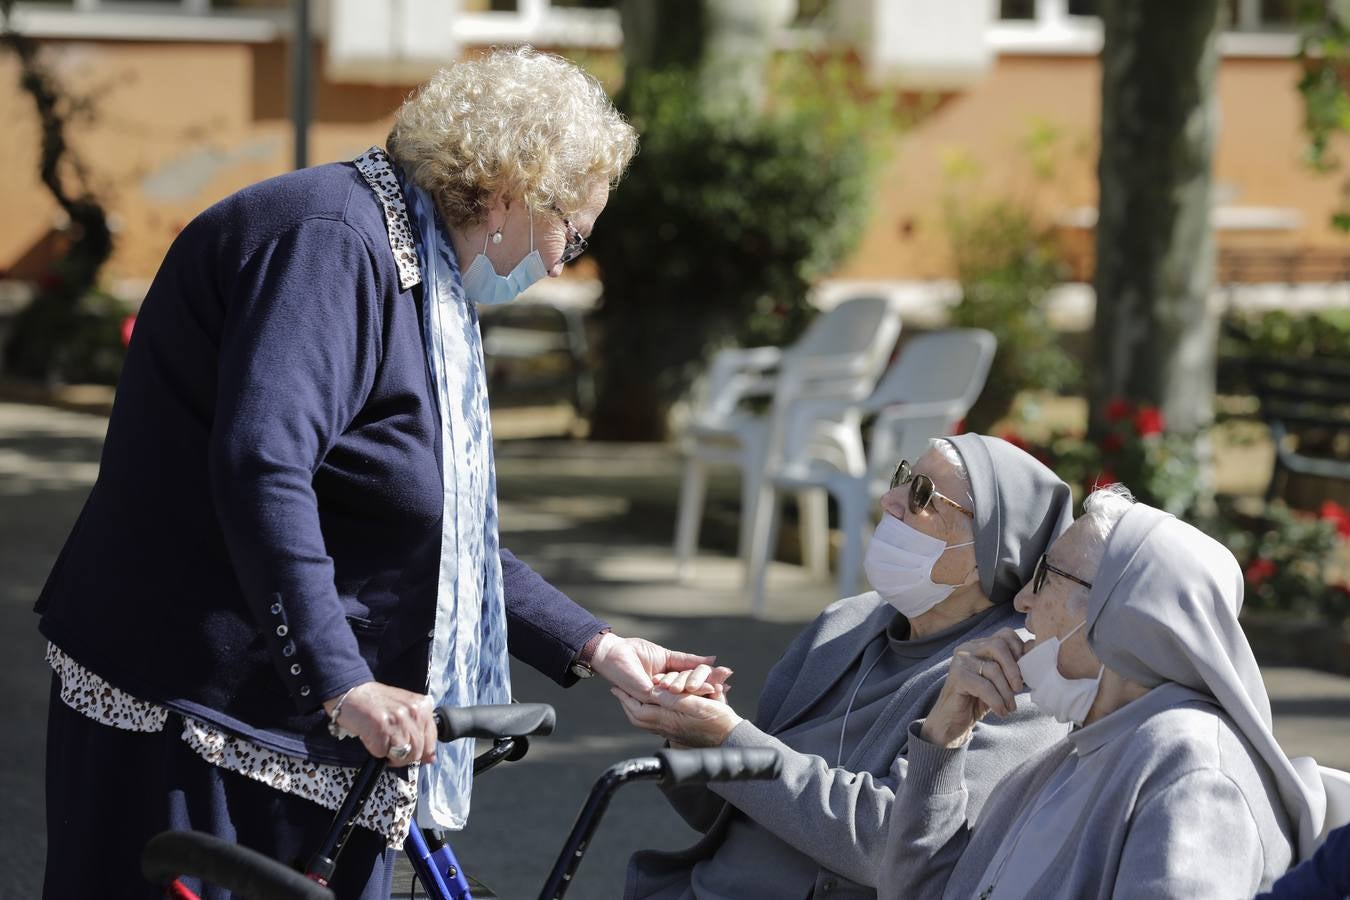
880;503;1327;899
626;436;1075;900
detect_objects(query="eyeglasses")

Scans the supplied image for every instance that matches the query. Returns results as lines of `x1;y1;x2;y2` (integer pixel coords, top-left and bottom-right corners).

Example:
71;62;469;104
1031;554;1094;594
554;206;588;265
889;459;974;519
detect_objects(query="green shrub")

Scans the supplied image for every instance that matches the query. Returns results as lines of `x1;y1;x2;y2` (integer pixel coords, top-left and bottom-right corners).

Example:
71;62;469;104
587;59;891;440
939;127;1081;433
1212;500;1348;623
1220;308;1350;365
946;199;1079;432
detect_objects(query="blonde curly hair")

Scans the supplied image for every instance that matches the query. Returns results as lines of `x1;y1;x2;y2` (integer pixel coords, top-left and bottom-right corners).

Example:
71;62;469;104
387;46;638;227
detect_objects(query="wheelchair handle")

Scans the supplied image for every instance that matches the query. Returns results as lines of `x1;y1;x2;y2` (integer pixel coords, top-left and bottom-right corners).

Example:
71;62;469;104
656;747;783;787
539;748;783;900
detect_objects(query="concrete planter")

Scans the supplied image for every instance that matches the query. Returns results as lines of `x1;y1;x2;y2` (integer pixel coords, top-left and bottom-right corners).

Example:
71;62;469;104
1243;612;1350;677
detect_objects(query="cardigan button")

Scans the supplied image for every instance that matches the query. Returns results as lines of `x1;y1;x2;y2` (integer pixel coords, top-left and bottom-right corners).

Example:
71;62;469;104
299;686;311;697
821;879;836;892
270;602;283;615
276;625;289;637
290;664;302;675
282;642;296;657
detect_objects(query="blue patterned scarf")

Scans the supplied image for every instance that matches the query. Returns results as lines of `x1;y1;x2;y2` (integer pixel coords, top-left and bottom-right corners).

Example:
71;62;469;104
402;178;512;831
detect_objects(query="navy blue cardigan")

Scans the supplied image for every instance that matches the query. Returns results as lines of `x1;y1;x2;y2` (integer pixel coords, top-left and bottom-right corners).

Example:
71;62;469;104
36;161;605;765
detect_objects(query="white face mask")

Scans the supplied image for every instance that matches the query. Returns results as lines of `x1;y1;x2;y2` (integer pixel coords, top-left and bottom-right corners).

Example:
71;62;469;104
461;211;547;306
1017;620;1104;725
863;514;975;618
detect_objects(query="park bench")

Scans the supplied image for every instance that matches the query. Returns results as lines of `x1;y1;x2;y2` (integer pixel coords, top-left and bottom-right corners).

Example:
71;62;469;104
1243;356;1350;503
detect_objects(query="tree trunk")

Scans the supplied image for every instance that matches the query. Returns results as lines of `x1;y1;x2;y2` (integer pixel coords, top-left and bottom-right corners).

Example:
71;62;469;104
1092;0;1222;438
619;0;787;118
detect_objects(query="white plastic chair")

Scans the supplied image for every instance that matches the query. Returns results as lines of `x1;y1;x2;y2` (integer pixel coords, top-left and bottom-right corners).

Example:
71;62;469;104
745;328;996;615
673;297;902;582
1319;765;1350;844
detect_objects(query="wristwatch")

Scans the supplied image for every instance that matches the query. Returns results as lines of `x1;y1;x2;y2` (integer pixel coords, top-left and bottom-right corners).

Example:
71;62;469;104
570;628;610;679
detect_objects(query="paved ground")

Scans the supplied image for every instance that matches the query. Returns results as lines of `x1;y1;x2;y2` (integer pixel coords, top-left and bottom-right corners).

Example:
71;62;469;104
2;400;1349;899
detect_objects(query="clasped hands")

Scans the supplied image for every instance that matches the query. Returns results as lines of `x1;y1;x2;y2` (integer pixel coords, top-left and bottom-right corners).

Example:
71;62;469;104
325;632;743;766
594;634;742;748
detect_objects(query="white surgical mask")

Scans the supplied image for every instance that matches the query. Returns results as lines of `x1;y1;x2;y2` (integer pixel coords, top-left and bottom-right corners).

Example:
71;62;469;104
863;514;974;618
461;211;547;306
1017;620;1104;725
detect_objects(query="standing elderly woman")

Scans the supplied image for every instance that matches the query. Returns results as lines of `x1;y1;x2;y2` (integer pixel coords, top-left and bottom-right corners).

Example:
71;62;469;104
882;488;1327;899
37;48;719;899
615;435;1074;900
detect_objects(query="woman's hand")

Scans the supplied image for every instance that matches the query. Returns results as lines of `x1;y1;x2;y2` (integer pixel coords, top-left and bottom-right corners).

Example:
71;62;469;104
323;682;438;767
589;634;733;698
921;628;1028;749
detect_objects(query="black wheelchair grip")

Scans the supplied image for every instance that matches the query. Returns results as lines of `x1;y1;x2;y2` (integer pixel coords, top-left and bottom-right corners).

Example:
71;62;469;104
656;747;783;787
434;703;556;743
141;830;334;900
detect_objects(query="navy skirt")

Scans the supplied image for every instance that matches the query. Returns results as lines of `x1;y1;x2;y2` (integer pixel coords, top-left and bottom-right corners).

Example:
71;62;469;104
43;676;396;899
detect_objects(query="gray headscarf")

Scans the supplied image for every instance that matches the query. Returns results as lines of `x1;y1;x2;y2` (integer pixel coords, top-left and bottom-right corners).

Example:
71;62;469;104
1085;502;1327;860
949;434;1075;606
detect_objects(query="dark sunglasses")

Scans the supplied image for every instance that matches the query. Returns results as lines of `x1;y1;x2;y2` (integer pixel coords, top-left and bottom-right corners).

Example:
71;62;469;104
554;207;588;265
1032;554;1094;594
889;459;974;519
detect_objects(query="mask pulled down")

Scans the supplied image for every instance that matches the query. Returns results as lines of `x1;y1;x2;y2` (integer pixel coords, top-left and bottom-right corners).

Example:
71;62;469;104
1016;620;1103;725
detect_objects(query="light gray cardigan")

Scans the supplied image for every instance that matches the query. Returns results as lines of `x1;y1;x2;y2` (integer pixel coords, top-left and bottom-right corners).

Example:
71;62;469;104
881;683;1295;899
625;593;1069;900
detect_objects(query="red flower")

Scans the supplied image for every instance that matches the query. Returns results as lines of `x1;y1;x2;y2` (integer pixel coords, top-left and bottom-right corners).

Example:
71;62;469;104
120;316;136;348
1105;398;1134;424
1320;500;1350;539
1000;431;1030;451
1244;558;1277;586
1100;432;1124;454
1133;406;1165;437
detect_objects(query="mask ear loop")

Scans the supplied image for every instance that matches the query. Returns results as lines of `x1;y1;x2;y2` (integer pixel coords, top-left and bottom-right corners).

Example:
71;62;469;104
1063;619;1105;680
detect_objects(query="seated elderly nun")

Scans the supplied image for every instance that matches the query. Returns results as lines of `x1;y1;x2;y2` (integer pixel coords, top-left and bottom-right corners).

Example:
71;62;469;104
880;486;1327;900
615;435;1074;900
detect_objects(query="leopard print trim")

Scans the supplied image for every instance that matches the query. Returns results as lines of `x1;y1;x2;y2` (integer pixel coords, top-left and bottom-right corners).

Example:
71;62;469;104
353;146;422;292
47;643;417;847
182;717;418;848
46;642;168;732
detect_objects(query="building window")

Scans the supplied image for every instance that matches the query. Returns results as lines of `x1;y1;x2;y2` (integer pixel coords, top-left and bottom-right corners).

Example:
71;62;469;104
999;0;1037;20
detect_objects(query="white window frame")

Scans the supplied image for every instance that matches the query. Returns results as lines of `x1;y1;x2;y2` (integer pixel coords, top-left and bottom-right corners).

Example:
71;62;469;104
7;0;626;46
9;0;287;42
988;0;1300;58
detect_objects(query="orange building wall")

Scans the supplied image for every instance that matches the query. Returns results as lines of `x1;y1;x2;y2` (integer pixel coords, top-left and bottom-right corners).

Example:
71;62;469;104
1;41;1346;287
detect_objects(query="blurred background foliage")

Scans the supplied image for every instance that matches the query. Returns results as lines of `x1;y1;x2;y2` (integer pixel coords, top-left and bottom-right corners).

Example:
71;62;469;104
587;43;899;439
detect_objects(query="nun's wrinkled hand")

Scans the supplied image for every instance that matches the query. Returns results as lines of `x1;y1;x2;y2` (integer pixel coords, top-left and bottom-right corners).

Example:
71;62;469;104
610;686;743;747
921;628;1028;749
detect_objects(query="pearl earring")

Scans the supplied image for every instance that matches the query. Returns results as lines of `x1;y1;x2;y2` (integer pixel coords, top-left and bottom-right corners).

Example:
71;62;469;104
491;229;503;245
